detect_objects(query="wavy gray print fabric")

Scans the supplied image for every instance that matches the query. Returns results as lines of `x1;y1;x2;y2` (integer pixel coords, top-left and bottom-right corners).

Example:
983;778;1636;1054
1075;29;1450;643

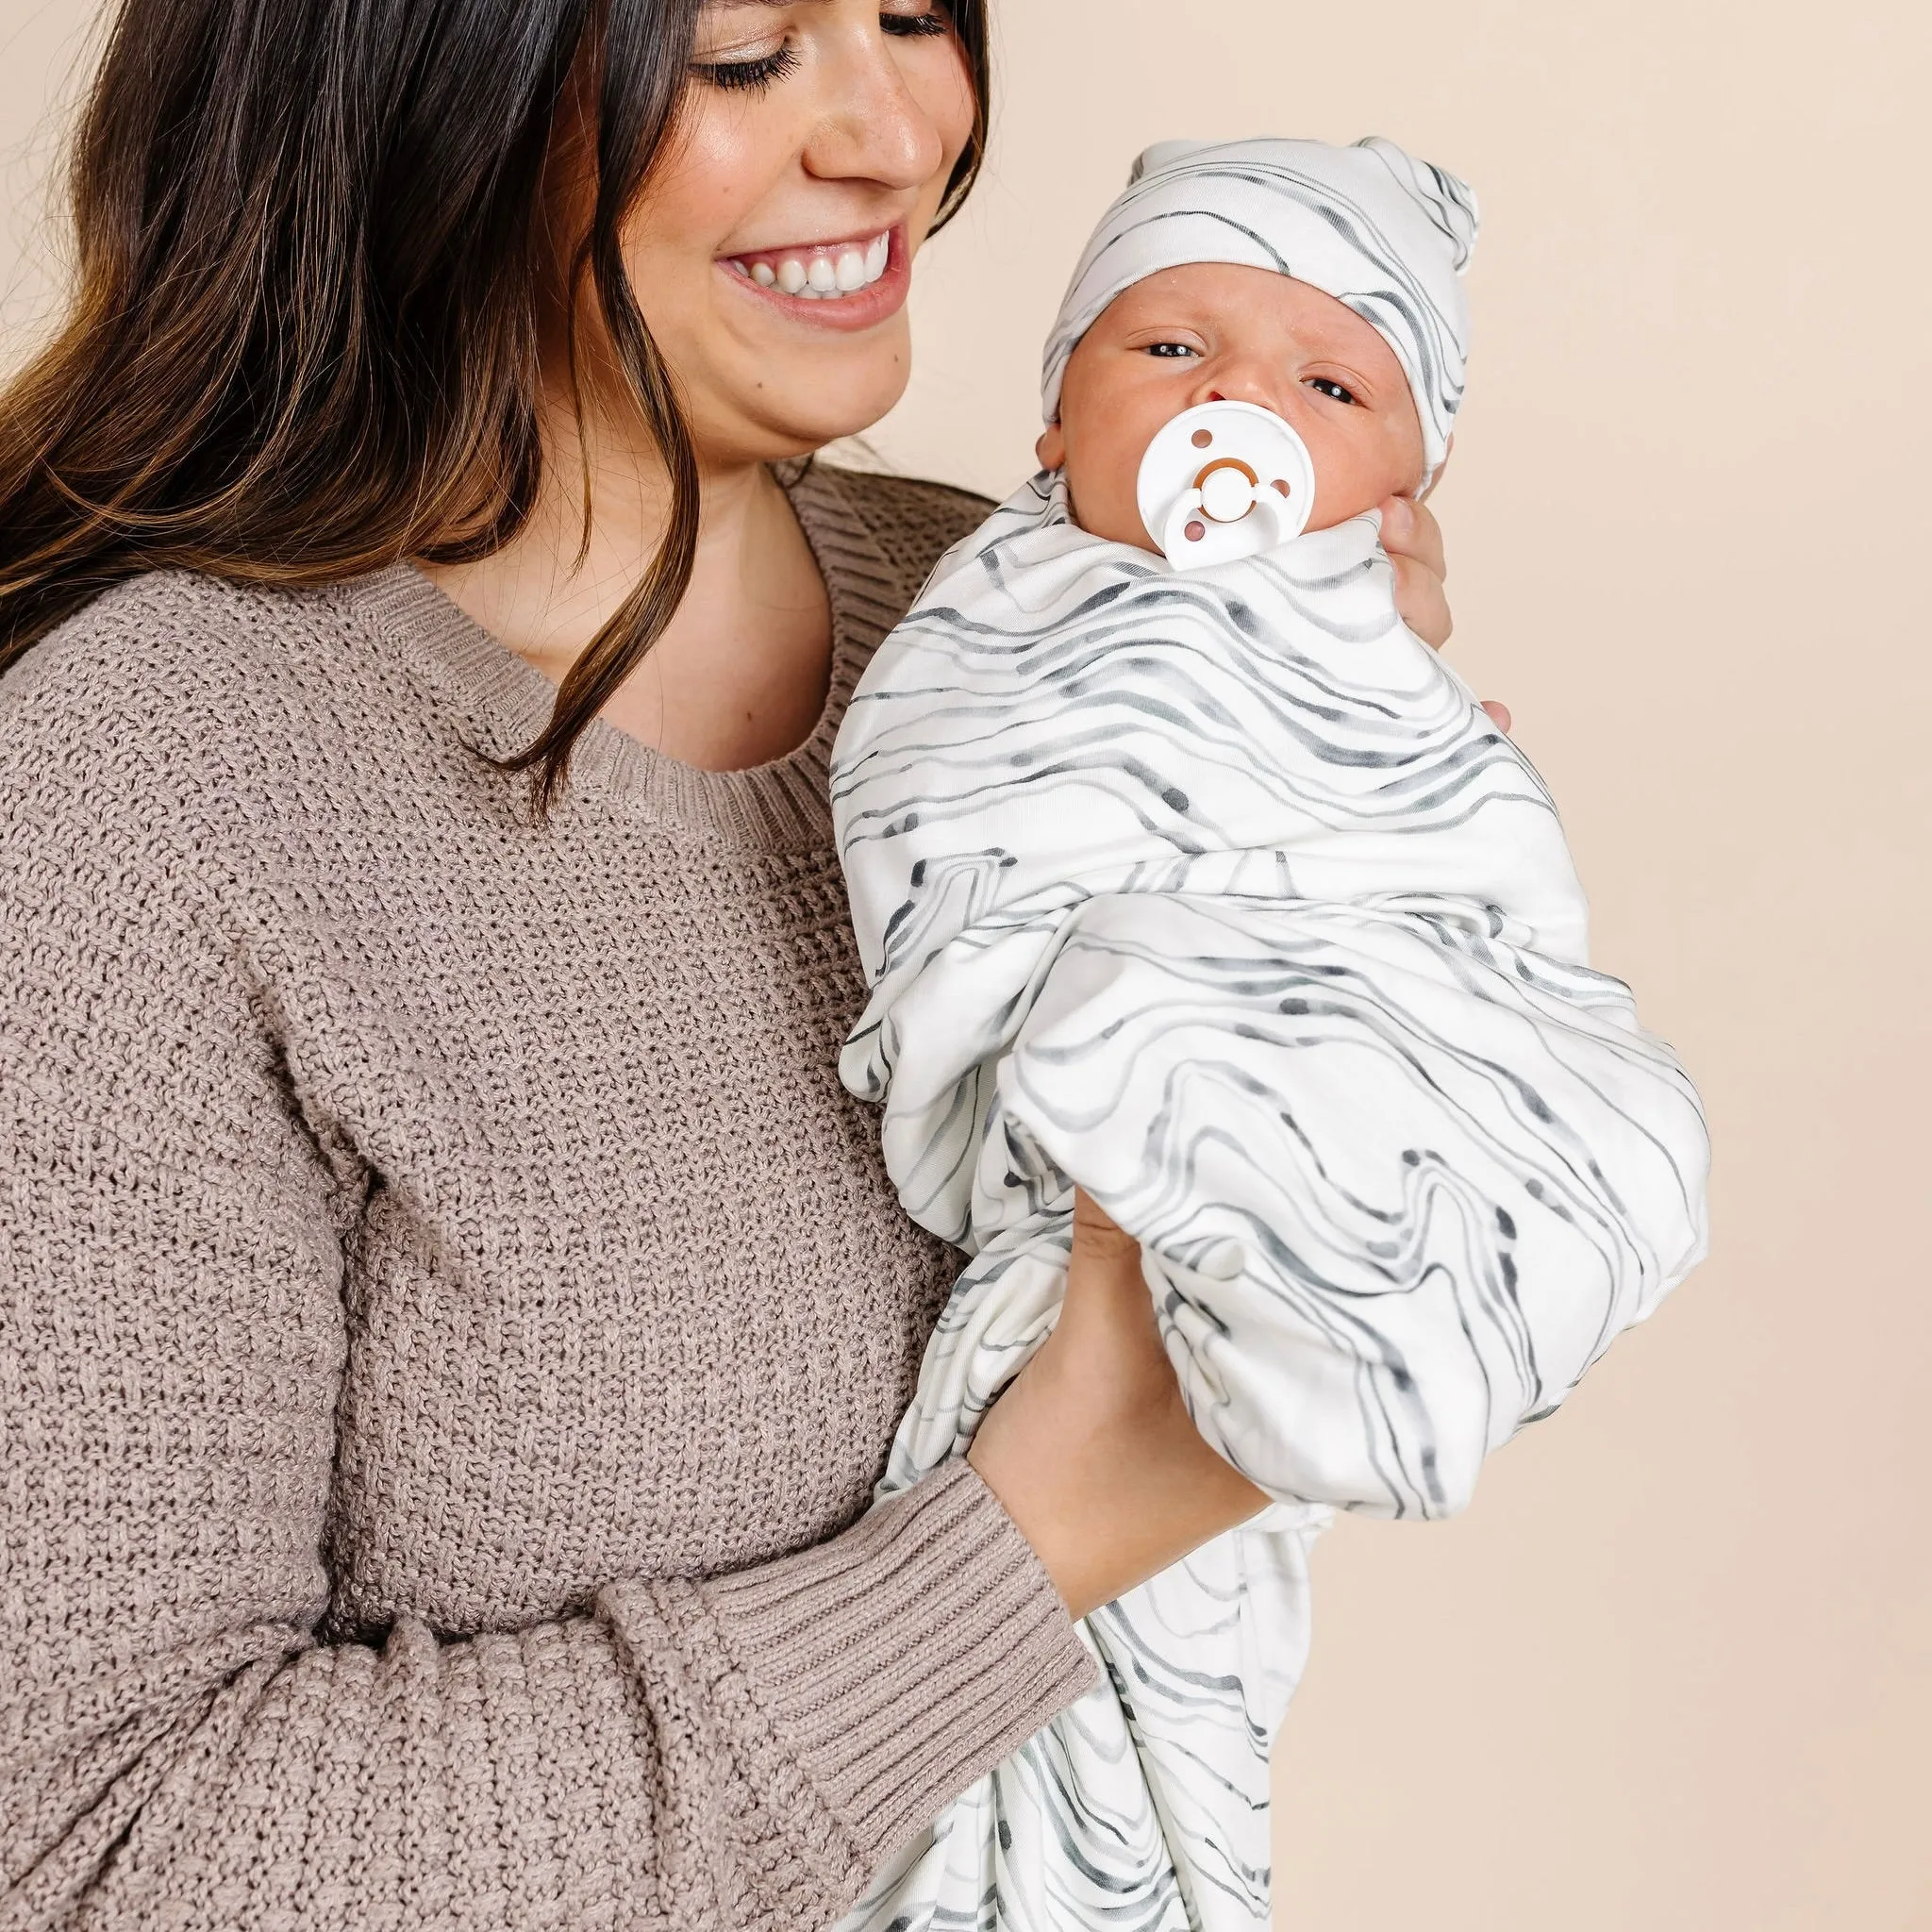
827;471;1710;1932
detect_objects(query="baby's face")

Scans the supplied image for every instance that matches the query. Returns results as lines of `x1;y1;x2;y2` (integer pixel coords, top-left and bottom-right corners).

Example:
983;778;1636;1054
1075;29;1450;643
1040;262;1429;551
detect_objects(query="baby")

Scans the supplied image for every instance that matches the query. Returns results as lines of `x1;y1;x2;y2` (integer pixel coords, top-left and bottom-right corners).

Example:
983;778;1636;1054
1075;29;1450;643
830;140;1709;1932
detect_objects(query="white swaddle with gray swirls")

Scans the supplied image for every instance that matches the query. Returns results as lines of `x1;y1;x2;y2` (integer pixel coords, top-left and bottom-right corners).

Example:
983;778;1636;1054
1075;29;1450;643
828;138;1710;1932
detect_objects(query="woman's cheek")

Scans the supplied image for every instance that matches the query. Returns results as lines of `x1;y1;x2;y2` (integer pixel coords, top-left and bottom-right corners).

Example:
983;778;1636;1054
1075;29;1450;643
651;106;770;248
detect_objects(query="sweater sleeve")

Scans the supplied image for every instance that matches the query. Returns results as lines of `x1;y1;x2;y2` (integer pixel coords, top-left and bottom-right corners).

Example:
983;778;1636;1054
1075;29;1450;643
0;657;1097;1929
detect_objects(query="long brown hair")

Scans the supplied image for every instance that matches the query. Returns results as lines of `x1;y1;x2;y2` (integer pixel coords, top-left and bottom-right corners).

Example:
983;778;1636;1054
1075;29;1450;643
0;0;990;808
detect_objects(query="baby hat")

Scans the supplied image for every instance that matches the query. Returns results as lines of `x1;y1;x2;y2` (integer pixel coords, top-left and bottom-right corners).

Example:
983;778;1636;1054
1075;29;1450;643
1041;136;1480;486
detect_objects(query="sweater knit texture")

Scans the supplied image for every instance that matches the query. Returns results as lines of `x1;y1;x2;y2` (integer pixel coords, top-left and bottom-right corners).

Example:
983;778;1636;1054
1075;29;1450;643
0;464;1099;1931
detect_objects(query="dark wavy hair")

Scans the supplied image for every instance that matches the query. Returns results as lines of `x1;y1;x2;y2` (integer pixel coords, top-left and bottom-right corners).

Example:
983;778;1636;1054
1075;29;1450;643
0;0;990;806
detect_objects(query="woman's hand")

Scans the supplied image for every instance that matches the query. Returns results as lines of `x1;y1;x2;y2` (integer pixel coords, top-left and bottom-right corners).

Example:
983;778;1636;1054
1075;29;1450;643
968;1190;1270;1621
1380;494;1512;733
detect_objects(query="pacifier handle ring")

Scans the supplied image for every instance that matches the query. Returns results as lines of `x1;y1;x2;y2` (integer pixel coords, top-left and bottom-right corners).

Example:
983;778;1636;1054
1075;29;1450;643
1196;456;1260;493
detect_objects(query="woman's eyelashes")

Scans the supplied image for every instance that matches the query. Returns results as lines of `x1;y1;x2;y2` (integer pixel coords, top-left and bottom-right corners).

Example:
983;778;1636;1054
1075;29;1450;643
691;42;801;92
692;8;949;88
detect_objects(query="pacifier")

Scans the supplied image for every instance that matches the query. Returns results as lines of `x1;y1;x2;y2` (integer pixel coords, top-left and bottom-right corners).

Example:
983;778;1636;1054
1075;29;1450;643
1134;400;1316;570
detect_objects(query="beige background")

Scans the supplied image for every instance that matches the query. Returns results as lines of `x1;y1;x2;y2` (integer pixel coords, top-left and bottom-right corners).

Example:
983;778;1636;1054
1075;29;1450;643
6;1;1929;1926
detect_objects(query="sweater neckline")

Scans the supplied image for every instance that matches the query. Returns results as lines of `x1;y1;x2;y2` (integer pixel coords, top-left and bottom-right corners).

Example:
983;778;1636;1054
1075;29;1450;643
341;463;904;852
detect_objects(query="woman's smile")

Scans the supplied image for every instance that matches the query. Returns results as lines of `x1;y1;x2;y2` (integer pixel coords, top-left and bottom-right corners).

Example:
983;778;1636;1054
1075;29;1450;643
717;223;911;330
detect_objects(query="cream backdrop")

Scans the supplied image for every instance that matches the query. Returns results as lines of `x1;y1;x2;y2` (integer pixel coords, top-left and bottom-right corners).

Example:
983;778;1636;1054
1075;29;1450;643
5;2;1929;1927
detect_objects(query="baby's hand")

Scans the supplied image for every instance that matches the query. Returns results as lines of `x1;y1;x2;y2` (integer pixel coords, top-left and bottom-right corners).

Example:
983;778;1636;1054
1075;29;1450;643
1380;494;1512;734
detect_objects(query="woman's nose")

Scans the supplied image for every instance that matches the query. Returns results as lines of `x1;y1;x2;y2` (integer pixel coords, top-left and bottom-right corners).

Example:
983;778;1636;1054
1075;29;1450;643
805;27;949;192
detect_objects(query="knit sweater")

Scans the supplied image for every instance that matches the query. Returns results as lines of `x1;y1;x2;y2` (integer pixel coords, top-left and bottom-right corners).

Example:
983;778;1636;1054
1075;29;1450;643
0;464;1099;1931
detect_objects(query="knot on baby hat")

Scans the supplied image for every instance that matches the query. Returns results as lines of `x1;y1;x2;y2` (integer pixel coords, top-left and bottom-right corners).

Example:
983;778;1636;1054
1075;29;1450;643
1041;136;1480;484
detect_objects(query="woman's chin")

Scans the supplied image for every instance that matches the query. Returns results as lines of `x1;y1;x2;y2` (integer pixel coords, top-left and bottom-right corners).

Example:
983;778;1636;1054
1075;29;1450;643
691;401;906;474
706;362;914;468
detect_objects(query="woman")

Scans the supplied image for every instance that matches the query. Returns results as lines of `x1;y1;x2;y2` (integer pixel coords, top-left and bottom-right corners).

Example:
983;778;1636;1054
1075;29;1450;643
0;1;1470;1924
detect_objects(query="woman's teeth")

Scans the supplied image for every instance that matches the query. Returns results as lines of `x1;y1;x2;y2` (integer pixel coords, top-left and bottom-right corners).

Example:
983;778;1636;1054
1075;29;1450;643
734;232;891;301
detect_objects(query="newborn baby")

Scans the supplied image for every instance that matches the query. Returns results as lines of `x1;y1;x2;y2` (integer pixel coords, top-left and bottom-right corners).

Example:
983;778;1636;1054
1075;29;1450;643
830;138;1709;1932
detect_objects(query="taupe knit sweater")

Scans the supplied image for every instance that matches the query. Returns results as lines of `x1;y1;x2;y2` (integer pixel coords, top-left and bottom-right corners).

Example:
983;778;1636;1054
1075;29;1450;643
0;466;1098;1931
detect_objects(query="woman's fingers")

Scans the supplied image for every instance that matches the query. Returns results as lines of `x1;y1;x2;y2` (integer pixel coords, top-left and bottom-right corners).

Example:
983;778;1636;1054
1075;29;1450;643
1069;1183;1139;1260
1381;495;1508;729
1057;1189;1173;1402
1382;499;1452;649
1379;494;1447;581
1390;550;1454;648
1065;1189;1143;1305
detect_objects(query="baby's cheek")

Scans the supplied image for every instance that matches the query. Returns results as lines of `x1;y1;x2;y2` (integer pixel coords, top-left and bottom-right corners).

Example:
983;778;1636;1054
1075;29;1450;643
1062;403;1167;553
1301;420;1416;532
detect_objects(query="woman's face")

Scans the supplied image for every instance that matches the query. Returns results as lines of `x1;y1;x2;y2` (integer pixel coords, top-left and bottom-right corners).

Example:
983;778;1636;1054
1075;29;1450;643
616;0;976;470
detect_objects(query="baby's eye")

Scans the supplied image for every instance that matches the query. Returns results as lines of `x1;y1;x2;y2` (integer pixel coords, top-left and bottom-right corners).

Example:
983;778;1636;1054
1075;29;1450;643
1306;376;1359;406
1144;342;1199;359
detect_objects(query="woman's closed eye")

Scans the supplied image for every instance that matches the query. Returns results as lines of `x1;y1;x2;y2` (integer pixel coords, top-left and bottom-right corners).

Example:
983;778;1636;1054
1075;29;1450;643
692;9;951;92
691;41;801;92
881;7;953;37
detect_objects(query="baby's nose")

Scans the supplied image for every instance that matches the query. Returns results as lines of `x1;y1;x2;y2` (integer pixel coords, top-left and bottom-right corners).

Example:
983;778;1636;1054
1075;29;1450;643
1193;368;1286;414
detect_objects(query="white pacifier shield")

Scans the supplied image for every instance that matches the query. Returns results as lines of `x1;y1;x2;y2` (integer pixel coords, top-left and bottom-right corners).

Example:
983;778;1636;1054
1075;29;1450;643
1134;400;1317;571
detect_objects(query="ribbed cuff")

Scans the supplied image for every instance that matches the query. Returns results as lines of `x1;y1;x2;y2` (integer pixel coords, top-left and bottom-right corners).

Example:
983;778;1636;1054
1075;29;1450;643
611;1461;1098;1882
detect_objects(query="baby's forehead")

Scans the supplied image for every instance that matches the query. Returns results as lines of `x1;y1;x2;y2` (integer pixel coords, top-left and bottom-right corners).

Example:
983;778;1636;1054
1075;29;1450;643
1101;261;1379;351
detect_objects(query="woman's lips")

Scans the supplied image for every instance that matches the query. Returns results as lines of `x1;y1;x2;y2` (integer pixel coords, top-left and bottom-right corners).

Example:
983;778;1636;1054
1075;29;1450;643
717;226;909;330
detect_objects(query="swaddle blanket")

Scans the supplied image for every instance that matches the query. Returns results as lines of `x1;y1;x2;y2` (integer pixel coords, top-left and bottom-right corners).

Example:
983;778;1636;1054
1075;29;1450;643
827;476;1709;1932
828;133;1708;1932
